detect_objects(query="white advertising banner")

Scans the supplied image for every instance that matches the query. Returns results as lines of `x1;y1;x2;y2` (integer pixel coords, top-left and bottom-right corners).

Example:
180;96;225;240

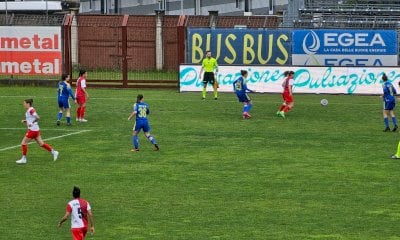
0;26;61;75
180;65;400;95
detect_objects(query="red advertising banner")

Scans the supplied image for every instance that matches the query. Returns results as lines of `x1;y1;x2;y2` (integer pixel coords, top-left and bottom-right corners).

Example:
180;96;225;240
0;26;61;75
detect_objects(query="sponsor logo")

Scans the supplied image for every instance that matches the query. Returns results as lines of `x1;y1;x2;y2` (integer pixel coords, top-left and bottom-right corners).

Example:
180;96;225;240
302;31;320;55
323;32;385;47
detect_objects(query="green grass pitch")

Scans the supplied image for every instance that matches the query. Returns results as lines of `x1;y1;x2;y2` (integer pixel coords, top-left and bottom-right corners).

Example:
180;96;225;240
1;86;400;239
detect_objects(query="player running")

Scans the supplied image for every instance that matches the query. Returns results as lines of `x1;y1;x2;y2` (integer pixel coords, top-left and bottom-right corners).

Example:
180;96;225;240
58;186;95;240
128;94;159;152
233;70;254;119
16;99;59;164
76;69;89;122
276;70;295;118
56;74;75;126
382;73;398;132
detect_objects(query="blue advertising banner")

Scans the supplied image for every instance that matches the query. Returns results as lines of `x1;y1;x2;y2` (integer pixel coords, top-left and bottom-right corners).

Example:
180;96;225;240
187;28;292;65
292;30;398;66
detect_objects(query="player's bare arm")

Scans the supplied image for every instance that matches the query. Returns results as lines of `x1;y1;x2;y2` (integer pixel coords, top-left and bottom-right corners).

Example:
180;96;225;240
33;114;40;122
199;67;204;80
88;209;95;234
57;212;70;228
82;88;89;99
128;111;137;121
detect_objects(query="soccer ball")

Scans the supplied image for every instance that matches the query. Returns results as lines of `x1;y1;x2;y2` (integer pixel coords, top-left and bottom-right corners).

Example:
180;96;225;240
320;99;328;106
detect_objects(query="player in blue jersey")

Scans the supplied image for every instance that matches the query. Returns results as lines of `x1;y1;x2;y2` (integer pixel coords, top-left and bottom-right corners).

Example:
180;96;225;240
233;70;254;119
382;73;398;132
56;74;75;126
128;94;159;152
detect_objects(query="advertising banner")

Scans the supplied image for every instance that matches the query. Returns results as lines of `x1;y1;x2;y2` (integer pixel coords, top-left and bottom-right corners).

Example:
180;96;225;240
187;28;291;65
292;30;398;66
180;64;400;95
0;26;61;75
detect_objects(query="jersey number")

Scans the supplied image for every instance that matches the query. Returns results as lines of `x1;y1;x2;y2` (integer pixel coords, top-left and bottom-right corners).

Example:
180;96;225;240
77;208;83;219
138;106;147;118
58;85;64;96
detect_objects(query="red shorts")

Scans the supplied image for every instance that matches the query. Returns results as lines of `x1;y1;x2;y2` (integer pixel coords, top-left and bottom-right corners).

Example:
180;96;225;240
76;95;86;105
71;227;87;240
25;130;40;139
283;92;293;104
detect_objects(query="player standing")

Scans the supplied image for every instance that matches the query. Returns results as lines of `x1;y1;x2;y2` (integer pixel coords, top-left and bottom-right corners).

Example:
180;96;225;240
16;99;59;164
233;70;254;119
199;50;219;100
276;70;295;118
128;94;159;152
76;69;89;122
58;186;95;240
382;73;398;132
56;74;75;126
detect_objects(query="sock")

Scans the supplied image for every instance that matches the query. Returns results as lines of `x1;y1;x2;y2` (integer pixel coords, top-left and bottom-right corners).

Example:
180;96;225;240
66;116;71;124
80;107;86;119
384;117;389;128
76;107;81;119
279;104;285;111
283;106;292;113
22;144;27;156
41;143;52;152
393;117;397;126
147;135;156;145
213;88;218;98
132;135;139;149
243;104;249;114
57;112;62;121
202;87;206;98
396;141;400;157
247;103;253;112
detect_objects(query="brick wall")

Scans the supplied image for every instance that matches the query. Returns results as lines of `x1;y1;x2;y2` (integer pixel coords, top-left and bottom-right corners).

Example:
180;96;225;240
75;15;281;72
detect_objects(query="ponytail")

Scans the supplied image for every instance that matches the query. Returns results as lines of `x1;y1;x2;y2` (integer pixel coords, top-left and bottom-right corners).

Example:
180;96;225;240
136;94;144;103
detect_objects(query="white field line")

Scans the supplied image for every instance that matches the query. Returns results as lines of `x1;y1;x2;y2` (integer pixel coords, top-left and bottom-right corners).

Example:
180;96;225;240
0;128;79;131
0;130;91;152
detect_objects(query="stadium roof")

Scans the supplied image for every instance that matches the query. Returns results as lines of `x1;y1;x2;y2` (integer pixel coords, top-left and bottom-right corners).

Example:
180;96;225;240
0;1;62;12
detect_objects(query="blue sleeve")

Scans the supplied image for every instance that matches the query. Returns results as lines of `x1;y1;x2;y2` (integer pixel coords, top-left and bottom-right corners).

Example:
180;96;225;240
243;83;248;91
245;83;254;92
383;84;389;95
56;83;60;95
68;87;75;100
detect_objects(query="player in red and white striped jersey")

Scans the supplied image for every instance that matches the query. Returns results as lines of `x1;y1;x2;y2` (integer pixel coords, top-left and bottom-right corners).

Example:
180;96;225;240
75;69;89;122
276;70;295;118
16;99;59;164
58;186;95;240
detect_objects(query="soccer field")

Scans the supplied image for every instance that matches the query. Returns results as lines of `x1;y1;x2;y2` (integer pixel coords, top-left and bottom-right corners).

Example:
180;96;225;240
1;86;400;239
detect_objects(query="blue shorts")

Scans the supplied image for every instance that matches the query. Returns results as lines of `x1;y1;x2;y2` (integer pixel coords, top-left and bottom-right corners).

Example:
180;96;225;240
384;100;395;110
58;98;70;109
133;120;150;133
236;93;251;103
